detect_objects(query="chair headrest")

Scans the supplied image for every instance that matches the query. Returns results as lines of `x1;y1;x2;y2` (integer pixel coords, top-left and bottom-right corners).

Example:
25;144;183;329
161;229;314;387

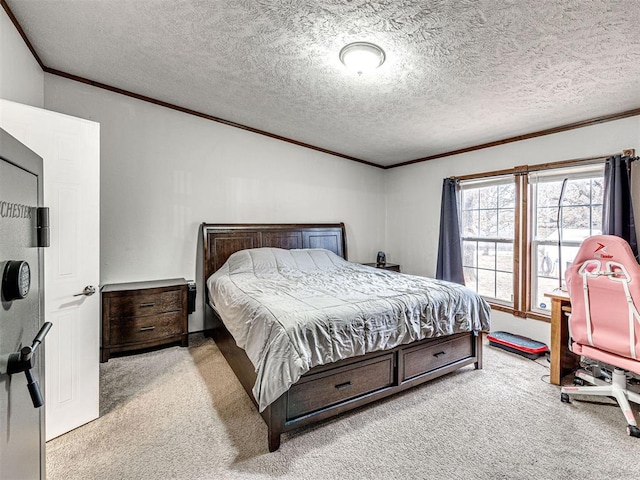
566;235;639;284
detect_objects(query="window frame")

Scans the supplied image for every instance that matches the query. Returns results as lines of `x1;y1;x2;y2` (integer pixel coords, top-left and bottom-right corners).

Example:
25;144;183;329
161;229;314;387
456;155;611;322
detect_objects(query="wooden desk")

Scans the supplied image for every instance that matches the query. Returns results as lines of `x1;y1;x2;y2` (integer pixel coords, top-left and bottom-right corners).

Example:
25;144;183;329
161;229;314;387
545;292;580;385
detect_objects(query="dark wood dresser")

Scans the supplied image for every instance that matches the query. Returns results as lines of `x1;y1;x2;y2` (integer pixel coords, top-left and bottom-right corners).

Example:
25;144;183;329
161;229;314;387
101;278;188;362
361;262;401;272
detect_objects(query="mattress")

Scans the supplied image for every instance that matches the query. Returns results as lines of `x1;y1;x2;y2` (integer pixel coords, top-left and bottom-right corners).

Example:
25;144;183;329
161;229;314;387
207;247;491;411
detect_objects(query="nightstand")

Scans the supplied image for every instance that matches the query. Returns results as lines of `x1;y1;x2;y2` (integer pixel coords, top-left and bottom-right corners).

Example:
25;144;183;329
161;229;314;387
101;278;188;362
362;262;401;273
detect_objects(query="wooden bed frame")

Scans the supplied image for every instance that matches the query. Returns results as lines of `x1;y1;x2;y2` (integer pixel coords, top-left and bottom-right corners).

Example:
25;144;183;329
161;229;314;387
202;222;483;451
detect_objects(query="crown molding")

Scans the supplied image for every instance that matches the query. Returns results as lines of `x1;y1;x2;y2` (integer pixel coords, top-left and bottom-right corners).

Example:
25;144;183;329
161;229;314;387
386;108;640;169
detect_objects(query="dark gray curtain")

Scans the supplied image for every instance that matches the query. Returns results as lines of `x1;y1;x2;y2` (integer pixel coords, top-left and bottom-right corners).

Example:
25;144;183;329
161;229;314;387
436;178;465;284
602;154;638;259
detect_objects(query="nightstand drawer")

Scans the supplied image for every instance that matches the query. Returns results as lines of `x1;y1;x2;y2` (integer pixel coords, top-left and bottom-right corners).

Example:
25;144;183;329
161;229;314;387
107;289;182;318
109;311;184;345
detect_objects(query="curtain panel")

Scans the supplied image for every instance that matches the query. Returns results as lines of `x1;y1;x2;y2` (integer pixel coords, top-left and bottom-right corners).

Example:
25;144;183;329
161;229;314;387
602;155;638;259
436;178;465;284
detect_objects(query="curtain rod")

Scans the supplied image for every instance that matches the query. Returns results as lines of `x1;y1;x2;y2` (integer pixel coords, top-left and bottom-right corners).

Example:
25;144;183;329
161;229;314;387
450;149;636;182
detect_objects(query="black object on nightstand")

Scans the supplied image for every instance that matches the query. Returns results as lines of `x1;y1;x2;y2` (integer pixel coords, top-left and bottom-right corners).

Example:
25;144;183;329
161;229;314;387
187;280;197;314
101;278;188;362
362;262;401;273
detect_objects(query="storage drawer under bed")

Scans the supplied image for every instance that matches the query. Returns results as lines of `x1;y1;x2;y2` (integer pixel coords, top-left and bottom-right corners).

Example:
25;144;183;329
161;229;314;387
286;353;394;420
401;333;473;382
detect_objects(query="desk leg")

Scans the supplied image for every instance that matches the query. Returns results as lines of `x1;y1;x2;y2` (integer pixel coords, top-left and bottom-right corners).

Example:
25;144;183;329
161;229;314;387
549;298;579;385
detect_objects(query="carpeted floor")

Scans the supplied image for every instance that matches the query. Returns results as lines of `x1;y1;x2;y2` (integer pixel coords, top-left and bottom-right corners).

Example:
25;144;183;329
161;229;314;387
46;334;640;480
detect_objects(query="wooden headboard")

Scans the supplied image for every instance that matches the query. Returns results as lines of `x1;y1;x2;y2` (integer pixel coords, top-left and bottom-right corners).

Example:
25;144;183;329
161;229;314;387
201;223;347;285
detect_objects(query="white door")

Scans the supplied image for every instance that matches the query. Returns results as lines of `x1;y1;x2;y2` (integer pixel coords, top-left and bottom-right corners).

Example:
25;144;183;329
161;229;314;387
0;99;100;440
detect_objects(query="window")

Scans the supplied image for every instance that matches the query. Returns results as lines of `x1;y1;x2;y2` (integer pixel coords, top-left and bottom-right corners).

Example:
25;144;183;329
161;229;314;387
459;161;605;318
530;165;603;313
460;178;515;304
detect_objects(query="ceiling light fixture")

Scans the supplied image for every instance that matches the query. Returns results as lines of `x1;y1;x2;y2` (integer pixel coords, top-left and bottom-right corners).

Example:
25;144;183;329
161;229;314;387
339;42;386;75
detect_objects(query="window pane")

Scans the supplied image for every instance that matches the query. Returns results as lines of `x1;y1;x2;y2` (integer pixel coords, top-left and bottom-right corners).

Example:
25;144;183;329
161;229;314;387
461;194;479;236
462;240;477;269
559;244;581;279
498;184;515;208
497;209;514;238
495;272;513;302
535;205;557;239
477;241;495;270
477;269;496;298
478;186;497;209
592;178;603;201
464;267;477;291
536;244;556;277
461;189;479;210
479;210;498;238
536;182;558;208
496;243;513;272
535;276;559;311
564;179;593;206
463;211;479;237
562;206;591;231
591;205;602;233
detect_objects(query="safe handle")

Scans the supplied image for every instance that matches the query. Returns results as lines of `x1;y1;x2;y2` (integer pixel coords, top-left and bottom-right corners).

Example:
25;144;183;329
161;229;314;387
3;322;52;408
23;321;52;361
25;370;44;408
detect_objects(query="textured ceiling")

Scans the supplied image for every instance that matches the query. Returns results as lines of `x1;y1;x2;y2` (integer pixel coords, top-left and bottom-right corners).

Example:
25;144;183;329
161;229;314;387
6;0;640;167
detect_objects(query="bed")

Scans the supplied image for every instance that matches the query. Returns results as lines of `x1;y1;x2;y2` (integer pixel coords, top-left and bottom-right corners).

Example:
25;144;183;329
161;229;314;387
202;223;490;451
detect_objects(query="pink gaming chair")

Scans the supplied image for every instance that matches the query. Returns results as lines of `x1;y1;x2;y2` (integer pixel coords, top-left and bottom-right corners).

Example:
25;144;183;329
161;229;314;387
560;235;640;437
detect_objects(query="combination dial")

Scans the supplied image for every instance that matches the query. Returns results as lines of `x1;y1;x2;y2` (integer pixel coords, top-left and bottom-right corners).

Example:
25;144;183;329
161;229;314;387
2;260;31;301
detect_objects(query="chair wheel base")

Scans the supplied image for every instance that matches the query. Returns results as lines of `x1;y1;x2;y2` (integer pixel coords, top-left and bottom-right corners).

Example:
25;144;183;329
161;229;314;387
560;392;571;403
628;425;640;438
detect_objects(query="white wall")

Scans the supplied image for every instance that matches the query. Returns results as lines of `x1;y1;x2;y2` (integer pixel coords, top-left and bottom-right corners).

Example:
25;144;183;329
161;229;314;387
7;6;640;343
0;8;43;107
385;116;640;344
43;74;387;332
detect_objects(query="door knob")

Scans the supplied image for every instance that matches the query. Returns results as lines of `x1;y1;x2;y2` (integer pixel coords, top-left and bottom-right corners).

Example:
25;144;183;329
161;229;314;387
73;285;96;297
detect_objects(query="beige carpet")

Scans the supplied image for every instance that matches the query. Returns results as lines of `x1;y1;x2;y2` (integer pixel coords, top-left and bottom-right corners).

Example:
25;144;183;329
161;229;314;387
47;334;640;480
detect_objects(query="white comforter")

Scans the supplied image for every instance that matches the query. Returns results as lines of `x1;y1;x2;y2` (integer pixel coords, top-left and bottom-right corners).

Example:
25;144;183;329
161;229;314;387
207;248;491;411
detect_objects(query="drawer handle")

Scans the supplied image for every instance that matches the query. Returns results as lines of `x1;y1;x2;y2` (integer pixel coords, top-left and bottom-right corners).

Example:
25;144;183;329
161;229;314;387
139;326;156;332
139;302;156;308
433;351;446;358
335;381;352;391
